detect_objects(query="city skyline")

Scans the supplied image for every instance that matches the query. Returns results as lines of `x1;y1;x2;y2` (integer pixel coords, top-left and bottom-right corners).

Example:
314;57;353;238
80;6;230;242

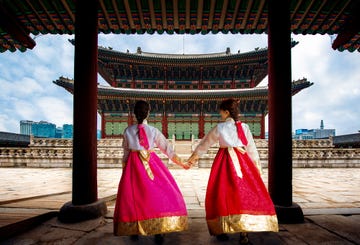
0;34;359;136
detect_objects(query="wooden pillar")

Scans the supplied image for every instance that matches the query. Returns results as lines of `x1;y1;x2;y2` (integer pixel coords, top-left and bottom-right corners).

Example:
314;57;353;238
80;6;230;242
268;0;303;223
199;101;205;138
162;101;168;138
260;113;265;139
59;0;107;223
101;113;106;139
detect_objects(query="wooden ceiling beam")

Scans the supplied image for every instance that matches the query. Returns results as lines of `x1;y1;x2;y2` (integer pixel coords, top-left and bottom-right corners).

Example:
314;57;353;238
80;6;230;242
38;0;60;32
196;0;204;29
185;0;191;29
327;0;351;31
148;0;157;29
24;0;50;32
136;0;145;28
218;0;229;29
173;0;179;29
294;0;315;30
49;1;70;32
111;0;124;29
124;0;135;29
332;3;360;50
160;0;168;29
0;4;35;49
312;0;341;32
99;0;114;30
240;0;253;29
60;0;75;23
207;0;216;29
252;0;265;30
230;0;241;29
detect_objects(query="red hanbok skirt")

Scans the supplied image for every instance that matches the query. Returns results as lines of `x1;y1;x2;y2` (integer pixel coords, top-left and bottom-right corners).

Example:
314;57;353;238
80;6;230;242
205;147;278;235
113;151;188;236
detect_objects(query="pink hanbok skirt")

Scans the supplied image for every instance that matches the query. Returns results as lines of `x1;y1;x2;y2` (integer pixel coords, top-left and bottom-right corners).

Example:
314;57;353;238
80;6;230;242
206;147;278;235
113;151;188;236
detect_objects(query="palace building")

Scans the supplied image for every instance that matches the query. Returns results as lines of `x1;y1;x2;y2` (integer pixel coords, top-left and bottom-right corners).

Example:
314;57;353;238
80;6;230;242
55;45;313;140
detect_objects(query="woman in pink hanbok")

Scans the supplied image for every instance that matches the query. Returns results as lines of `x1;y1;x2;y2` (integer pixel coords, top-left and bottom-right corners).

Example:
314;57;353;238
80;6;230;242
113;100;189;243
187;98;278;244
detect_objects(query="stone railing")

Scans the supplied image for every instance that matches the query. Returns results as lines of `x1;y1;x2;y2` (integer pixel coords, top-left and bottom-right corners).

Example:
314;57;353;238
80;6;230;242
0;138;359;168
193;139;360;168
0;138;171;168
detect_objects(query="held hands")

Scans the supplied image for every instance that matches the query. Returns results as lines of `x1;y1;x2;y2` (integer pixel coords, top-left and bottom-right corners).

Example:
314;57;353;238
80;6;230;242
186;153;199;168
171;154;191;170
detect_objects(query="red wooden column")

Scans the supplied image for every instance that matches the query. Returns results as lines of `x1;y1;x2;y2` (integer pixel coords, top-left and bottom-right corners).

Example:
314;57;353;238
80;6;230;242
199;115;205;138
260;113;265;139
59;0;107;223
268;0;303;223
101;113;106;139
162;101;168;138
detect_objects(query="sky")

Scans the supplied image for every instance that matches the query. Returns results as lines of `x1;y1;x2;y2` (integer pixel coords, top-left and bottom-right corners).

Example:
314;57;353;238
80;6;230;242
0;33;359;136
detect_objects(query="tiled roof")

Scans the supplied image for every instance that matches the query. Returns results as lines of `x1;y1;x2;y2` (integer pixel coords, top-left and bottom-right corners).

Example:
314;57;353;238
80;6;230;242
1;0;359;52
54;76;313;101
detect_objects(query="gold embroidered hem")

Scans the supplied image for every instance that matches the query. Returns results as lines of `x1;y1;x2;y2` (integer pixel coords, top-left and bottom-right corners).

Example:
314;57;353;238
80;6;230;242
114;215;188;236
207;214;279;235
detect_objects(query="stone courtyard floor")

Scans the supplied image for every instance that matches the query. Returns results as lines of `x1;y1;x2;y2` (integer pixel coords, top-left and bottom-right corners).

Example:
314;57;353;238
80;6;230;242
0;167;359;244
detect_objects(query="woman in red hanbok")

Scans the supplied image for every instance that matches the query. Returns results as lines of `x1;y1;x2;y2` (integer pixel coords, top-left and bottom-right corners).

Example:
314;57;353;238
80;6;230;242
113;100;189;243
187;98;278;243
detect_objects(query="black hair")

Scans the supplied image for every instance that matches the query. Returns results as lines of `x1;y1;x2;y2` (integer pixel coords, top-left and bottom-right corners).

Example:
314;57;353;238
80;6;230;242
219;98;239;121
134;100;150;124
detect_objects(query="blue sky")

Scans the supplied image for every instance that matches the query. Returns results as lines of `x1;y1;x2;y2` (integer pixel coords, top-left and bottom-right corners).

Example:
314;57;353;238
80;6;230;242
0;33;359;136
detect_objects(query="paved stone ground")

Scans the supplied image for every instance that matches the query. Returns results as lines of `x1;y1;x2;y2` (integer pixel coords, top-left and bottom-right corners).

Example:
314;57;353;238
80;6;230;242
0;167;360;244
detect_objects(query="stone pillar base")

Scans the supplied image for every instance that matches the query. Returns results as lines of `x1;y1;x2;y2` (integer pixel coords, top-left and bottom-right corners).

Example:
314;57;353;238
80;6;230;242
275;202;304;224
58;200;108;223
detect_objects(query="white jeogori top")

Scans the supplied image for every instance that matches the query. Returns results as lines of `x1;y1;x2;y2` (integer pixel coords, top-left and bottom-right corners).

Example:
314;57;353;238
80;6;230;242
121;120;175;163
193;117;260;165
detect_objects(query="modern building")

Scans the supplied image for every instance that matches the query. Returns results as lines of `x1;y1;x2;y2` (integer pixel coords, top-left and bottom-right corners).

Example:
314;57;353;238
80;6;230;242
21;120;56;138
62;124;73;139
19;120;34;136
55;45;313;140
294;120;335;139
31;121;56;138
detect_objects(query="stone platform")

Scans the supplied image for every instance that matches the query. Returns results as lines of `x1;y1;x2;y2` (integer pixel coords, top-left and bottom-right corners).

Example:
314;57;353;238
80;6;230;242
0;167;359;244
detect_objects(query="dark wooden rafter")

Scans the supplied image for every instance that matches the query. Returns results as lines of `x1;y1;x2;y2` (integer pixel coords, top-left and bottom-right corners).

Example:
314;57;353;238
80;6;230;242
0;0;359;52
185;0;191;29
240;0;254;29
0;4;35;49
207;0;216;29
24;0;51;32
60;0;75;23
124;0;135;29
327;0;352;32
290;0;304;21
173;0;179;29
111;0;124;29
305;0;327;31
99;0;113;31
135;0;145;28
218;0;229;30
148;0;157;29
160;0;168;29
230;0;241;29
294;0;316;31
37;0;60;32
312;0;341;32
252;0;265;29
196;0;203;29
49;1;70;32
332;1;360;50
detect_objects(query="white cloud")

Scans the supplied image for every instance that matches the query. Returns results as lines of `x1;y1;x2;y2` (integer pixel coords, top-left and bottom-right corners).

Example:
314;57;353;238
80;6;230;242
35;97;73;127
0;33;359;136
